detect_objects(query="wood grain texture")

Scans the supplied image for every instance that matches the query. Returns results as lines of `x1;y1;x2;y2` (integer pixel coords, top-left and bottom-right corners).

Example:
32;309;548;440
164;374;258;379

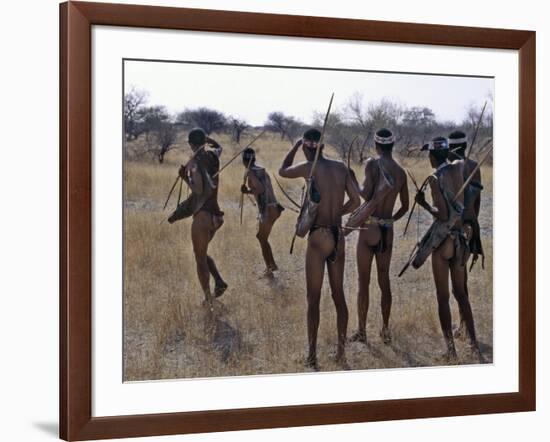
60;2;92;440
59;1;536;440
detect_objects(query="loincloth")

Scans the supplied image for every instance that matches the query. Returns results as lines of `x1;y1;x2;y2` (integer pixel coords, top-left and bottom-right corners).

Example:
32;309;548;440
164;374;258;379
362;216;394;253
447;228;469;266
193;208;225;231
309;224;341;263
257;202;284;223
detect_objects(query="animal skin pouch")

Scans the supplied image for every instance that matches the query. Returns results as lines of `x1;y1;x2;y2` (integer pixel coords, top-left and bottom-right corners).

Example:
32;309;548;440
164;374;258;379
345;162;395;231
168;164;215;224
412;166;465;269
295;177;321;238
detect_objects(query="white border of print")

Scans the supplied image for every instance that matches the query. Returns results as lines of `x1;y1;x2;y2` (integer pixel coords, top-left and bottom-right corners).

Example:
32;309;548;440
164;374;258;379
92;25;518;417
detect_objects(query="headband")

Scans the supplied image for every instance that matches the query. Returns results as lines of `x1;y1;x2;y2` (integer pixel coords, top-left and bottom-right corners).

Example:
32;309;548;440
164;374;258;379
374;133;395;145
421;139;449;151
448;136;467;145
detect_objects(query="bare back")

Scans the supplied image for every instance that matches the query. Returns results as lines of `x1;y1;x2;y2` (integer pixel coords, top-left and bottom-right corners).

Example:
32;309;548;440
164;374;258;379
431;162;465;229
362;157;408;219
310;158;350;226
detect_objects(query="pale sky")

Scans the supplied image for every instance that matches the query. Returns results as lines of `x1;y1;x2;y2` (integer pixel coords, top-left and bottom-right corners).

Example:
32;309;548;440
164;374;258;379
124;59;493;126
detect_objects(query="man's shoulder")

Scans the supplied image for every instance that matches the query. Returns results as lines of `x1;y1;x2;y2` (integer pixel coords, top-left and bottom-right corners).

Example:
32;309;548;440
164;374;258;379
363;157;378;172
250;165;265;177
205;149;221;163
364;156;377;165
389;158;407;176
325;157;348;172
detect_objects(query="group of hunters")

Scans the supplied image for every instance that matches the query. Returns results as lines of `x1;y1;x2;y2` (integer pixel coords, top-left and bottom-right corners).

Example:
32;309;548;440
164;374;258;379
166;118;487;369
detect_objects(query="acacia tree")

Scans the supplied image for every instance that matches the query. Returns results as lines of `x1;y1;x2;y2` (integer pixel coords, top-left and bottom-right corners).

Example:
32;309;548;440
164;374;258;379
344;96;403;160
124;88;148;141
139;105;170;140
156;121;178;163
229;117;249;143
400;106;437;154
265;112;303;141
177;107;227;135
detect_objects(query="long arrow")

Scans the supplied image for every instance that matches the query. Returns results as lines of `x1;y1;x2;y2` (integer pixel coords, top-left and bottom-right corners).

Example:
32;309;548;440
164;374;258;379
290;93;334;254
466;101;487;160
213;130;266;178
308;93;334;180
453;145;493;203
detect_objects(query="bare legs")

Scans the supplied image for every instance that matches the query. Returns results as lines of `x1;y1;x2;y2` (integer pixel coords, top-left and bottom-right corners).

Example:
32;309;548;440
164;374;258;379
352;226;394;344
256;206;281;274
432;236;479;360
305;228;348;368
191;211;227;303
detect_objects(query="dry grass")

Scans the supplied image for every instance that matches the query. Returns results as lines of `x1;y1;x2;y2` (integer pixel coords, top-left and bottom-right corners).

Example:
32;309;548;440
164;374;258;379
123;132;493;381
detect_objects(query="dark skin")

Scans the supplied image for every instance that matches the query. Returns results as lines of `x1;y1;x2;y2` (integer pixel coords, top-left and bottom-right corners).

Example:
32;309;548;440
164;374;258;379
449;146;482;338
415;153;480;360
350;146;409;345
241;156;282;276
179;136;227;304
279;138;361;368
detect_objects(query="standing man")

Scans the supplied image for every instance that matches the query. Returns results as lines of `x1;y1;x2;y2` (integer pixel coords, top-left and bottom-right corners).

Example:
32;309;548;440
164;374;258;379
349;128;409;345
279;128;361;369
168;128;228;304
415;136;481;360
240;147;285;277
448;130;485;338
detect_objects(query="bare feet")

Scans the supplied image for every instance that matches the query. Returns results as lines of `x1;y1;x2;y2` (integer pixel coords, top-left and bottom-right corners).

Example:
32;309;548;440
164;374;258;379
214;281;228;298
260;268;274;279
440;342;458;364
348;330;367;344
469;343;485;363
305;355;319;371
380;326;392;344
331;348;350;369
453;322;466;340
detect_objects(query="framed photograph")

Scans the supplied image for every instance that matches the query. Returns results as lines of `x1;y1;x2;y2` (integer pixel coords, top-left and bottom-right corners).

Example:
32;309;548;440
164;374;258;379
60;1;536;440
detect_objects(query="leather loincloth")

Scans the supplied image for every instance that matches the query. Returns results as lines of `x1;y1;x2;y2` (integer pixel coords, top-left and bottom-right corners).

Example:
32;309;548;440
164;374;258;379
309;224;341;263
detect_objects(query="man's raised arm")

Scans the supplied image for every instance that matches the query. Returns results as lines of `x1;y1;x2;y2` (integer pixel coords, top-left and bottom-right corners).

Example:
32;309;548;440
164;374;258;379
206;136;223;157
279;140;308;179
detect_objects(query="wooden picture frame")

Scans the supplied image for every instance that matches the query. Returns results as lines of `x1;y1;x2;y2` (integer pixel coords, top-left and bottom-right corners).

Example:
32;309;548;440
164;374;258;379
60;1;536;440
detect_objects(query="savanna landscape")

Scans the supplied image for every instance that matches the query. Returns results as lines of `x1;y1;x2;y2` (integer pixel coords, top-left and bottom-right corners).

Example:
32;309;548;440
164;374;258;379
123;130;493;382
